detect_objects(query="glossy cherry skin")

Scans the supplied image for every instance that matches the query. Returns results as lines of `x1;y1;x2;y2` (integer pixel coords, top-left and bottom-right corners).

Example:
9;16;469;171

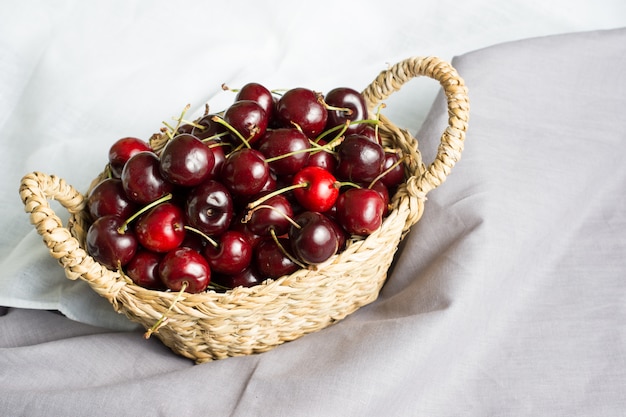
185;179;234;237
125;249;165;290
212;265;264;290
158;247;211;293
87;178;137;220
134;202;186;253
380;151;405;188
245;194;294;237
276;88;328;138
121;151;174;204
223;100;268;145
108;137;152;178
220;148;270;198
289;211;339;265
335;188;386;236
86;215;138;269
204;230;253;275
159;133;215;187
257;128;310;176
254;238;299;279
235;82;275;121
305;140;337;174
336;134;385;183
191;113;228;141
292;166;339;212
324;87;368;134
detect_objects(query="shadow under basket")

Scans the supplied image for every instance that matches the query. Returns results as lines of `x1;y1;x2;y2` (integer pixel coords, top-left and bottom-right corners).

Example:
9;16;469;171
19;56;469;363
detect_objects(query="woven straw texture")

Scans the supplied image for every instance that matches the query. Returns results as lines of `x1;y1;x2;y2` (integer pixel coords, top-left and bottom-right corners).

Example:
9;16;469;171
19;56;469;363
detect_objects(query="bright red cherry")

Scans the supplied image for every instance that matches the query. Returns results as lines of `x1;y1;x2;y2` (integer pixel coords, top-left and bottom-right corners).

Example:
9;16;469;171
134;202;186;253
204;230;253;275
292;166;339;212
108;137;151;178
335;188;385;236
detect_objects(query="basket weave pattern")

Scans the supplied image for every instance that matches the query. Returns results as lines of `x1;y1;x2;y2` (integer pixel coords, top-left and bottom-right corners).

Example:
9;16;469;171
19;56;469;363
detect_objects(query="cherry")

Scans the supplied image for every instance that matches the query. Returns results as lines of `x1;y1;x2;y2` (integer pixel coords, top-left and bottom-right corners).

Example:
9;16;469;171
205;139;228;177
245;194;294;237
134;202;186;253
125;249;165;290
223;100;268;145
121;151;174;204
336;134;385;183
108;137;152;178
276;88;328;137
212;265;264;289
159;133;215;187
257;128;311;176
305;139;337;174
324;87;368;134
158;247;210;293
87;178;137;220
292;166;339;212
220;148;270;197
185;179;234;237
379;151;405;188
335;187;385;236
191;113;228;141
367;180;391;217
234;82;275;121
289;211;339;265
355;124;382;145
204;230;252;275
254;237;299;279
86;215;138;269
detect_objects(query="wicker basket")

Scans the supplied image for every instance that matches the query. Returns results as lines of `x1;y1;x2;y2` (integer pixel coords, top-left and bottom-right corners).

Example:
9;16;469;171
19;56;469;363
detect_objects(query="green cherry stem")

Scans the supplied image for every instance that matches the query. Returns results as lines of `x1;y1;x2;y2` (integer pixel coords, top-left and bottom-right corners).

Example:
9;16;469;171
269;228;307;269
246;182;308;210
367;154;409;189
211;115;254;149
244;204;301;229
117;193;174;234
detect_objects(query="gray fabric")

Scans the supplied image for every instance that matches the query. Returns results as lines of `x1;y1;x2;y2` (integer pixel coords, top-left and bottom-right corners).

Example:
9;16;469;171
1;22;626;417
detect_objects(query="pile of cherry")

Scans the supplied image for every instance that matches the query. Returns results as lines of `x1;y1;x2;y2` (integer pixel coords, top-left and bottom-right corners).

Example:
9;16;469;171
85;83;406;294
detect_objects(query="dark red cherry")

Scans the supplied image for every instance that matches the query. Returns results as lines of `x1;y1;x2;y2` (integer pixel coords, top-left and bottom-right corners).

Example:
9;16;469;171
86;215;138;269
289;211;339;265
257;128;311;176
108;137;152;178
125;249;165;290
204;230;253;275
185;179;234;237
235;82;275;121
159;133;215;187
134;202;186;253
121;151;174;204
158;247;210;293
212;266;264;289
324;87;368;134
245;194;294;237
220;148;270;197
356;124;382;145
276;88;328;137
305;140;337;174
336;134;385;183
380;151;405;188
223;100;268;145
87;178;137;220
191;113;228;141
335;188;385;236
254;238;299;279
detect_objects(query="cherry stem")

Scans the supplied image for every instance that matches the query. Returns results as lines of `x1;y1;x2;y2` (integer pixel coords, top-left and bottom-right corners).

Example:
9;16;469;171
211;115;253;149
314;120;349;144
336;181;362;189
367;154;409;189
162;104;192;139
200;131;230;144
117;193;174;234
244;204;301;229
183;225;218;248
269;228;307;269
144;281;188;339
246;182;308;210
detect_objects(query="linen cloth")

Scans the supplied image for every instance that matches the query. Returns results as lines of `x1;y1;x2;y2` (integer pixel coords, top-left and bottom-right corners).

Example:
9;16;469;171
1;3;626;417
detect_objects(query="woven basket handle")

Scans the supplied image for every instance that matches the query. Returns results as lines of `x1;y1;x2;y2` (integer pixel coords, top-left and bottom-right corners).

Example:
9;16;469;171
361;56;469;198
19;172;109;282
